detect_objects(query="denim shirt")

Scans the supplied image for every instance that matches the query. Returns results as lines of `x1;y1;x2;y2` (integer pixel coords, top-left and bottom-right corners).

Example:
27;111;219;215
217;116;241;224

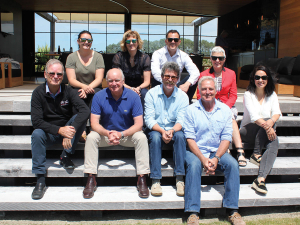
183;99;232;157
144;84;189;130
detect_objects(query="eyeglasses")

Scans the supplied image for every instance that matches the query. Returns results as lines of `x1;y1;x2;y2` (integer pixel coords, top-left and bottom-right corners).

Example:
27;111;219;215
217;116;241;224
125;39;137;44
79;38;93;43
47;72;63;77
163;74;178;81
211;56;225;61
254;75;268;80
167;38;179;43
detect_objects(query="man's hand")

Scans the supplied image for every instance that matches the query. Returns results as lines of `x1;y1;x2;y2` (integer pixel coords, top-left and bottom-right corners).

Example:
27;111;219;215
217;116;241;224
62;138;72;150
202;157;217;175
58;126;76;139
78;89;87;99
162;130;172;144
178;82;190;93
108;130;120;145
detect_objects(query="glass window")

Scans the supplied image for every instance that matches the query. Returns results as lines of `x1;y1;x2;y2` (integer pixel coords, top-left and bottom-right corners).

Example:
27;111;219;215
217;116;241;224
35;13;51;32
55;33;71;52
106;34;121;53
90;34;106;52
54;13;70;32
71;13;88;33
35;33;50;52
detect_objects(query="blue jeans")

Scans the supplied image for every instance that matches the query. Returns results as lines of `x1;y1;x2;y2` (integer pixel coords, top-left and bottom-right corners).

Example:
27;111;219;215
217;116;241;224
31;114;86;174
184;151;240;213
147;130;186;179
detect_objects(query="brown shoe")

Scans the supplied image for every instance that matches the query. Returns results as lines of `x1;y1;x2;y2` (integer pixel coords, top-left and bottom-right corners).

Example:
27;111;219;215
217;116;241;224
83;174;97;199
228;212;246;225
137;175;149;198
187;214;199;225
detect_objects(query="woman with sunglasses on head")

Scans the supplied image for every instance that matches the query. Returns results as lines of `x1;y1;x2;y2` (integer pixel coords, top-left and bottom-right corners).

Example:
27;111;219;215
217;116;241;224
240;64;281;194
66;30;105;141
66;30;105;106
112;30;151;107
196;46;247;167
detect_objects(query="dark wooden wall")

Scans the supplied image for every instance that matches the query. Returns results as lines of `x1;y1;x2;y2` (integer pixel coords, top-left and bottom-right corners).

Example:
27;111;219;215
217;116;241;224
278;0;300;58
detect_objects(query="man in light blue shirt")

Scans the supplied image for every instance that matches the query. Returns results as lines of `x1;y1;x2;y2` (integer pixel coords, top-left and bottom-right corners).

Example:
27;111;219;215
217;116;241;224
184;76;245;225
145;61;189;197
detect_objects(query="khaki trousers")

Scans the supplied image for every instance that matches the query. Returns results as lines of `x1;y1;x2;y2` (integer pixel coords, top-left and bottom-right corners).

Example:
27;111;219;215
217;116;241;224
84;131;150;175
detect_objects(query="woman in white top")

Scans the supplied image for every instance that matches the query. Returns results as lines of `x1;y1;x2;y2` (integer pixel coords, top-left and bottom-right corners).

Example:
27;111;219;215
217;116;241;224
240;64;281;195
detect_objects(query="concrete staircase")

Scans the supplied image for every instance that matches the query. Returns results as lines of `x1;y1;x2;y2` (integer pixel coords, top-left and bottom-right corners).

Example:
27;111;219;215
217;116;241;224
0;85;300;212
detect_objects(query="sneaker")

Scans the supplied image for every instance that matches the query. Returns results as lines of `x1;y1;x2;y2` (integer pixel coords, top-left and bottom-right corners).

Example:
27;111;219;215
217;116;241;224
249;154;261;166
252;178;268;194
60;156;75;169
228;212;246;225
176;180;185;196
187;213;199;225
151;182;162;196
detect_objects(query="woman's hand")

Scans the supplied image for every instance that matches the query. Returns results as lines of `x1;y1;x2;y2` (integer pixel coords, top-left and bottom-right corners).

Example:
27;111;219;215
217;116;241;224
266;127;277;141
78;89;87;99
132;87;141;97
83;85;95;94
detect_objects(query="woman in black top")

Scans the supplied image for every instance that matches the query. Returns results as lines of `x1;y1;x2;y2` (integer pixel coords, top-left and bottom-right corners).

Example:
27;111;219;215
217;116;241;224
112;30;151;107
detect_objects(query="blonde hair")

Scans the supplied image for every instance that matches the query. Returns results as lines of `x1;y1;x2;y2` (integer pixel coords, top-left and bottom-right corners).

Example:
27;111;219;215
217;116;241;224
120;30;143;52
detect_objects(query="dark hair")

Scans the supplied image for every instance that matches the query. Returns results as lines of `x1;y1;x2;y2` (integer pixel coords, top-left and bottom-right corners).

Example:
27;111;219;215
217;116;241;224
161;61;180;77
247;63;276;97
166;30;180;39
78;30;92;40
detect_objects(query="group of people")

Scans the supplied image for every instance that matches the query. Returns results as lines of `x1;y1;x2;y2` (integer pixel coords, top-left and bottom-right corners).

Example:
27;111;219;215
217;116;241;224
30;29;281;225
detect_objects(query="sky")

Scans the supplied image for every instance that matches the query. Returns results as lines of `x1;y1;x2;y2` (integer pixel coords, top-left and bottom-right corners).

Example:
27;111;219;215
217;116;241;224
35;13;218;53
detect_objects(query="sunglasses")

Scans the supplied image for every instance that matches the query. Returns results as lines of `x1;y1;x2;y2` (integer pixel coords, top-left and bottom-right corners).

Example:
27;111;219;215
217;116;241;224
211;56;225;61
47;72;63;77
254;75;268;80
79;38;93;43
125;39;137;44
167;38;179;43
163;74;178;81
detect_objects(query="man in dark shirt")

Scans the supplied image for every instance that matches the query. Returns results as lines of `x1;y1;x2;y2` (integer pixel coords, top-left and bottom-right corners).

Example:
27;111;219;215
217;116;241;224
31;59;90;200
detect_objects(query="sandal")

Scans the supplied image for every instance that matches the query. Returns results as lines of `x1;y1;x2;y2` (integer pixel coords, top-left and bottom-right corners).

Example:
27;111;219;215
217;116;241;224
250;154;262;166
236;148;247;167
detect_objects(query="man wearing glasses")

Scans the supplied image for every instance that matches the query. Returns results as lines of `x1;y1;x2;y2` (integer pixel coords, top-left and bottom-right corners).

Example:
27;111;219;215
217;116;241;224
31;59;90;200
83;68;150;199
151;30;200;103
145;62;189;197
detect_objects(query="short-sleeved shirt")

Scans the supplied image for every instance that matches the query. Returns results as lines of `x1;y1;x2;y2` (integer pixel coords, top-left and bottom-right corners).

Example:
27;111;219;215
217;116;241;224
91;87;143;131
66;51;105;85
112;51;151;87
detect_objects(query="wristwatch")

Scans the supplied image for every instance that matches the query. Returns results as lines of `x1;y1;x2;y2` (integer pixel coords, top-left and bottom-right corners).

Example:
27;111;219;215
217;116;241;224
214;155;220;163
120;131;125;140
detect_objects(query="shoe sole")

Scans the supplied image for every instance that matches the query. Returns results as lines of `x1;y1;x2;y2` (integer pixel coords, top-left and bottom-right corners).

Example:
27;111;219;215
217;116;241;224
60;162;75;169
151;191;162;196
252;182;267;194
176;192;184;197
249;158;260;166
83;186;97;199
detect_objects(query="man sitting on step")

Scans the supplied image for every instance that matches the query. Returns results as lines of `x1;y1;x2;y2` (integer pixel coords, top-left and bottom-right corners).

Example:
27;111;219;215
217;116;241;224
83;68;150;199
184;76;245;225
31;59;90;200
144;61;189;197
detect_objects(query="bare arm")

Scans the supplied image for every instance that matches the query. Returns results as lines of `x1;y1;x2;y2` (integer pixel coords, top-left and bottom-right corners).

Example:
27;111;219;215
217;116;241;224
66;68;87;89
90;113;109;137
89;68;104;89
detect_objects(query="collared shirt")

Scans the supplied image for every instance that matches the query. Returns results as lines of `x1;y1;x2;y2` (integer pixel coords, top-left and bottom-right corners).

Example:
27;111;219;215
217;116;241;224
91;87;143;131
144;84;189;130
151;46;200;85
46;83;61;99
183;99;232;158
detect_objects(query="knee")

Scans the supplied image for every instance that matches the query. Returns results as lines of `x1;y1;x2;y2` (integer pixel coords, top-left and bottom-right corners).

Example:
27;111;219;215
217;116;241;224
186;153;202;174
174;131;185;140
134;131;148;143
31;129;46;142
224;155;239;173
140;88;148;97
149;131;162;144
86;131;100;144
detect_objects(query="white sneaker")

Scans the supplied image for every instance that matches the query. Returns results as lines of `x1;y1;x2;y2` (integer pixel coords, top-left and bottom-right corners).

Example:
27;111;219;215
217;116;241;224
151;182;162;196
176;180;185;196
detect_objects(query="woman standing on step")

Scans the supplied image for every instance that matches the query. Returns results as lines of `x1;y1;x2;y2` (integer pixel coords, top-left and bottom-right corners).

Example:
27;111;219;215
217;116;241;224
112;30;151;108
196;46;247;167
240;63;281;194
66;30;105;140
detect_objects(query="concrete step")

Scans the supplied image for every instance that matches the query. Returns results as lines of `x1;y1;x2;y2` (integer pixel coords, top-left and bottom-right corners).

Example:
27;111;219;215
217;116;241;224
1;157;299;178
1;135;300;150
0;183;299;211
1;115;300;127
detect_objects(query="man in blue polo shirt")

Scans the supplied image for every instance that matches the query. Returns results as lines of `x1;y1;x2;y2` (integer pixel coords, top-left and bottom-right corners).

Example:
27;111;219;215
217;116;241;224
83;68;150;199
